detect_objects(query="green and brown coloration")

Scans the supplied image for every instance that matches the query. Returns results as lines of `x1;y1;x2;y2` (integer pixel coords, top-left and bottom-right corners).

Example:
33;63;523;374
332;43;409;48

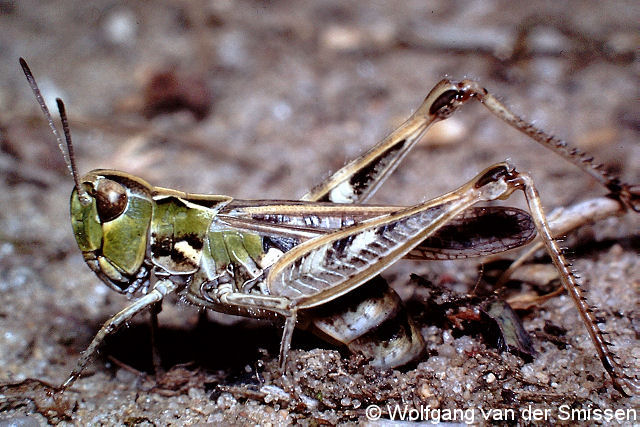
20;58;638;396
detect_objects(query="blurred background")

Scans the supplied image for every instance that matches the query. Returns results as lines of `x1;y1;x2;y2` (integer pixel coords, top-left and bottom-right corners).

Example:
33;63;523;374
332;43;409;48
0;0;638;423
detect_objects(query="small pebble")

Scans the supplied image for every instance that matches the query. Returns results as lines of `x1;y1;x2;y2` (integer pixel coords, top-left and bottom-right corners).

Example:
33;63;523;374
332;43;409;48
103;9;137;45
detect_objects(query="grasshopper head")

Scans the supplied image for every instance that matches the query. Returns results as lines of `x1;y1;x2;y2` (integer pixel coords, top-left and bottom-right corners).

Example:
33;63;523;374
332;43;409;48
71;170;154;294
20;59;156;295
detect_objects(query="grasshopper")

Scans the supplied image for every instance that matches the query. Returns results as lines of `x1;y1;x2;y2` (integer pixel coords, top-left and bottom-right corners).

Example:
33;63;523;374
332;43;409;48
20;58;638;396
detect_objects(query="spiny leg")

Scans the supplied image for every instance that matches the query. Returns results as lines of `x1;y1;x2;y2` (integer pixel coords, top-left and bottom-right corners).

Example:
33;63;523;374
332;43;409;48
452;81;638;377
504;172;638;396
59;280;178;392
462;80;639;211
290;161;640;394
297;83;543;366
303;78;637;283
303;77;637;218
300;79;637;385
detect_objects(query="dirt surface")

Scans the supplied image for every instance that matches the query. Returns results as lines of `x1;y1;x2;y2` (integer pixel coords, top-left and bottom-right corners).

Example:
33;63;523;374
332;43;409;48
0;1;639;425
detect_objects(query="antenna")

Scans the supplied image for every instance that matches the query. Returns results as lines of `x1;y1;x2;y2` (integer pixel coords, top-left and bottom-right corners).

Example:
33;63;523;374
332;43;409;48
19;58;90;204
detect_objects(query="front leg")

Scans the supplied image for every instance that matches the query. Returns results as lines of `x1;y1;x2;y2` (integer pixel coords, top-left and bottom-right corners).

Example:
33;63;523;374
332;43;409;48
59;279;178;392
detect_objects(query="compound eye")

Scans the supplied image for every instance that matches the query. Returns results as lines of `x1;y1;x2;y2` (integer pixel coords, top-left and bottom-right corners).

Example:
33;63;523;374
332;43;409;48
95;179;128;222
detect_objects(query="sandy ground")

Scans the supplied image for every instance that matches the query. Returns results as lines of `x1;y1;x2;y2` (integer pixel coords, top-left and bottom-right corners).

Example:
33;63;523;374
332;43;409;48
0;1;638;425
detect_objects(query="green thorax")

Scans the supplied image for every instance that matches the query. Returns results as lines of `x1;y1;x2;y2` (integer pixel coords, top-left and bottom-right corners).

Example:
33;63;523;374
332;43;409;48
149;190;233;275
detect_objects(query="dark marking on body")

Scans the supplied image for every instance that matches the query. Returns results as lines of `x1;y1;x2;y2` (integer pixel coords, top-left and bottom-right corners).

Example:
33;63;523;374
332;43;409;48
304;215;320;227
102;174;152;196
375;221;397;237
348;140;406;196
170;248;196;268
475;165;510;189
151;232;201;268
178;232;204;250
330;234;355;258
155;195;187;208
428;89;461;117
263;235;299;253
150;236;173;257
